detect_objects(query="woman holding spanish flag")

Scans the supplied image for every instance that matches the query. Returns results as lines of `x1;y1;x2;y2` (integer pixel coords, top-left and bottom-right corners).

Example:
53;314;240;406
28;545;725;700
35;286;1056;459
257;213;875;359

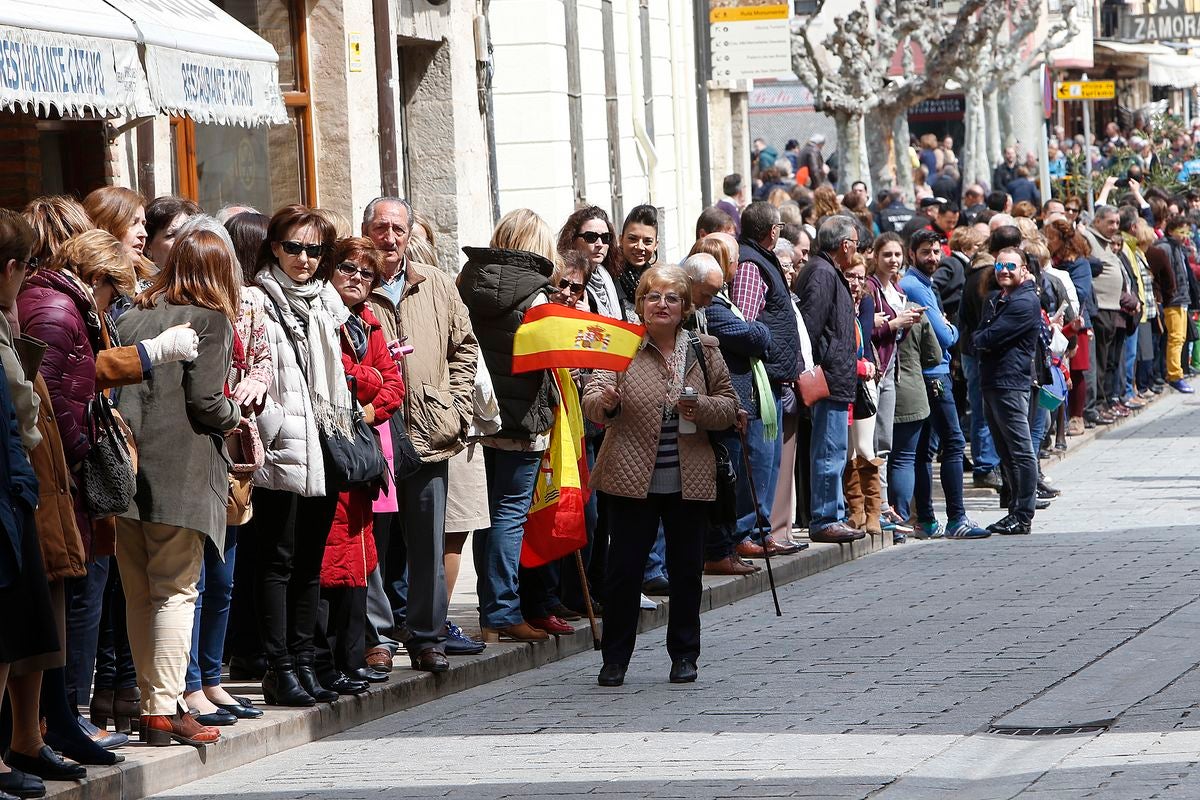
458;209;560;643
582;265;737;687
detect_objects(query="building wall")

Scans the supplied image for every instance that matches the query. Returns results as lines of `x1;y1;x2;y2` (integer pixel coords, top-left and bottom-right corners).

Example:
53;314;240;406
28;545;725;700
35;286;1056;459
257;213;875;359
489;0;703;263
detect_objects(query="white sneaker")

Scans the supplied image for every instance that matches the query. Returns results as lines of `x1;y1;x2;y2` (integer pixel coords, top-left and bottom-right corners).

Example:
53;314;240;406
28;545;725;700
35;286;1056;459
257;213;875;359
639;593;657;610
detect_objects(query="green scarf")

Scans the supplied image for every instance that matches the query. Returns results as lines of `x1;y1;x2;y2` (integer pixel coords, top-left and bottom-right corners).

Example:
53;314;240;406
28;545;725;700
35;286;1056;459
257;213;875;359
719;290;777;441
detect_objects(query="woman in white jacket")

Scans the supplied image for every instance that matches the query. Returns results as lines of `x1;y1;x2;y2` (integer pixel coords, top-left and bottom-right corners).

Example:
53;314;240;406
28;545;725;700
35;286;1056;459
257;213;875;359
252;205;350;707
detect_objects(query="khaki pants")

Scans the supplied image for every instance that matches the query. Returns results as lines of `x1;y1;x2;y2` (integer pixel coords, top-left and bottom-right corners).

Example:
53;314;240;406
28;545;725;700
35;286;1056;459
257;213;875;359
115;518;204;716
1164;305;1188;383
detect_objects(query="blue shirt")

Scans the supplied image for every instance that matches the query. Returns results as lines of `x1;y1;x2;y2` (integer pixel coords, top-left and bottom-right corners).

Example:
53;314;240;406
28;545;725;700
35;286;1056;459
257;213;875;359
899;268;957;376
378;260;407;306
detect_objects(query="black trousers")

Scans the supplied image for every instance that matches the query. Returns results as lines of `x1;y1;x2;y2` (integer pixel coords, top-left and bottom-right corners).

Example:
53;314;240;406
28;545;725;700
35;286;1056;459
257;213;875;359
984;388;1038;524
1093;309;1126;405
253;488;338;663
92;560;136;691
315;586;366;681
602;493;706;667
224;517;261;660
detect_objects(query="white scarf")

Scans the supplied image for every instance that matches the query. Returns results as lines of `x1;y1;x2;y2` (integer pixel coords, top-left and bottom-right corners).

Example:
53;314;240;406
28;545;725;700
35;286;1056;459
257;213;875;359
259;266;354;438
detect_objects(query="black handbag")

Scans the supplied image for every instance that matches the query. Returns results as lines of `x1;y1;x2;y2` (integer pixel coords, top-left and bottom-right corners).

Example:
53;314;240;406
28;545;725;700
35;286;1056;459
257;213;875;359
389;413;424;481
853;381;877;419
81;394;137;518
321;379;388;489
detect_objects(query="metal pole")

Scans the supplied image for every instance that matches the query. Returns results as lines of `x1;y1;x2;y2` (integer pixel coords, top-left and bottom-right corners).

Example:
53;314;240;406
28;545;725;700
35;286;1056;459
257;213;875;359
692;0;713;207
564;0;587;205
1083;97;1094;215
601;0;624;224
372;0;400;197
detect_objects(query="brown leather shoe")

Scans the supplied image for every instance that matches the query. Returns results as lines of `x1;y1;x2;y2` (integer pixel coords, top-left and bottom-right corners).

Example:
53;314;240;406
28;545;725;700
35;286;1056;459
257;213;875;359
734;539;764;558
141;713;220;747
809;523;866;544
365;646;393;672
704;554;758;576
409;649;449;673
480;622;551;643
763;536;801;556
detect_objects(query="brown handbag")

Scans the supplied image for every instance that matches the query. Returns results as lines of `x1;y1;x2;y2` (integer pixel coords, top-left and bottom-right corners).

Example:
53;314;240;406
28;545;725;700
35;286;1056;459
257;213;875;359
224;419;263;526
796;366;830;407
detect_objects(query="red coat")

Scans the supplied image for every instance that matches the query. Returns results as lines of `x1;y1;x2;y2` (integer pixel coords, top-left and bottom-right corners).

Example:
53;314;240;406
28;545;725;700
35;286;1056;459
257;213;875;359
321;305;405;588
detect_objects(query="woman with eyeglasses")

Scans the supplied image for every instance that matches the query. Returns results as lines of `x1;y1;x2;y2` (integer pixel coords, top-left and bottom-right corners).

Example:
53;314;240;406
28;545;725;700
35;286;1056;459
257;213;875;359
458;209;560;643
558;206;622;320
616;205;659;318
583;266;737;686
252;205;350;706
314;237;404;696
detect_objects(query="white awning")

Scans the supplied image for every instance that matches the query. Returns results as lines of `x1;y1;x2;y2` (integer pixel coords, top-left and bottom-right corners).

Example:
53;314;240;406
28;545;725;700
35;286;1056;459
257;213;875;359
1149;53;1200;88
0;0;285;127
1095;40;1176;57
0;0;154;118
104;0;286;127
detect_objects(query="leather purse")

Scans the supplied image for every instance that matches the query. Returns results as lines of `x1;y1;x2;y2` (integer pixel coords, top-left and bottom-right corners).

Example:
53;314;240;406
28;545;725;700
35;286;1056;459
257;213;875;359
81;394;137;518
796;366;830;406
225;418;263;525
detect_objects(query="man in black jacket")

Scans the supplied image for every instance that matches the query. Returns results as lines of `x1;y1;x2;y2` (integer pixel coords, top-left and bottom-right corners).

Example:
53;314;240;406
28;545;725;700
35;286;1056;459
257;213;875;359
795;215;864;543
973;247;1041;535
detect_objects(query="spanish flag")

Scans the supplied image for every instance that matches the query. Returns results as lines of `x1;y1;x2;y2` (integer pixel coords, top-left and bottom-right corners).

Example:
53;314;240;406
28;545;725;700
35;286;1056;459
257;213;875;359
520;368;589;568
511;304;644;374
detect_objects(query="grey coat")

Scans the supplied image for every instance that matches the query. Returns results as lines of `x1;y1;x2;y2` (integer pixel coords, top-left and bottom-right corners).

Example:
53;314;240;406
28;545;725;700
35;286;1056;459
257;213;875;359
116;301;240;547
892;317;943;425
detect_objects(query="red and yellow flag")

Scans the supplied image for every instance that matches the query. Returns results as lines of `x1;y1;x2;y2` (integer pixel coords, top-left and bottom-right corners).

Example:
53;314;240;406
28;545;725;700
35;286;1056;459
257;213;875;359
520;368;589;568
511;304;644;374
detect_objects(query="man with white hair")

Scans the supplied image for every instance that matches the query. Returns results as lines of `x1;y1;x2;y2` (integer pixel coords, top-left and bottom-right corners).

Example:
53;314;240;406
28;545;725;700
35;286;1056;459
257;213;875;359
681;253;724;316
214;204;260;224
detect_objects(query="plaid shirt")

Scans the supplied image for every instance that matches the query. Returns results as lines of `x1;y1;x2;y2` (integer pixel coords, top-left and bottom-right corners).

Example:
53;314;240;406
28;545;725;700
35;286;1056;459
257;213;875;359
730;261;768;320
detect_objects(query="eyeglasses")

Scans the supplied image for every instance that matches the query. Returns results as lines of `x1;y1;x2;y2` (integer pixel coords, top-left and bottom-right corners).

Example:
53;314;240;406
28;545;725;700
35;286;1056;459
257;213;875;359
557;278;586;295
644;292;682;306
335;261;374;281
841;237;860;249
1065;206;1081;214
845;273;866;283
577;231;612;245
18;256;38;271
278;240;325;259
994;261;1020;272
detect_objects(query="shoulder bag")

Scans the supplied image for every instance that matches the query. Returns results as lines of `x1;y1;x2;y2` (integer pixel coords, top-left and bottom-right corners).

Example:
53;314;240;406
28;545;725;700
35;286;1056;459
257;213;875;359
81;394;137;518
225;418;263;525
688;335;736;524
794;307;830;406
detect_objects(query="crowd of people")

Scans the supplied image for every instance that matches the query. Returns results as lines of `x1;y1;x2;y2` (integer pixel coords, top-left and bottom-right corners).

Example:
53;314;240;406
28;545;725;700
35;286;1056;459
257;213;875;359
0;137;1194;793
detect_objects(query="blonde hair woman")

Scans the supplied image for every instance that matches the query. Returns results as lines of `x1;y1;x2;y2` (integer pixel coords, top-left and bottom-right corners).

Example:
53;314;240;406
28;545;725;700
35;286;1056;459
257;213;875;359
457;209;561;644
22;195;93;262
582;265;737;686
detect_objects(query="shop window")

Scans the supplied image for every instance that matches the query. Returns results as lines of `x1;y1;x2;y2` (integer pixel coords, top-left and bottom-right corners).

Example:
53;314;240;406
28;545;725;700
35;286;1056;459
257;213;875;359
0;111;105;208
174;0;314;209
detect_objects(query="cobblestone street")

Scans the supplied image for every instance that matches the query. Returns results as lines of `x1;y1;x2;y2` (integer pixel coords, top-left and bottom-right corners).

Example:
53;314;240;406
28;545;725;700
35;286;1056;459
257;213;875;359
151;392;1200;800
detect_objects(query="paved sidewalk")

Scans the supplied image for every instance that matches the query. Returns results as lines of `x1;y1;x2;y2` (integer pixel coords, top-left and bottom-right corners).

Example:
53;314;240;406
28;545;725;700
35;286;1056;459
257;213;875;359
146;390;1200;800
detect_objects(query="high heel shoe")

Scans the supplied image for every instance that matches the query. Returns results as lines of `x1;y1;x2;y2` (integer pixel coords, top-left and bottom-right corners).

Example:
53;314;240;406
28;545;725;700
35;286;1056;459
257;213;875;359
87;688;114;731
294;656;337;703
261;658;316;707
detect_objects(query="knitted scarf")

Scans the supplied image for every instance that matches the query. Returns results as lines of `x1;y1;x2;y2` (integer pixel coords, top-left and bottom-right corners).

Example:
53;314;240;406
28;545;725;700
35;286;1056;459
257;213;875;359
259;266;354;438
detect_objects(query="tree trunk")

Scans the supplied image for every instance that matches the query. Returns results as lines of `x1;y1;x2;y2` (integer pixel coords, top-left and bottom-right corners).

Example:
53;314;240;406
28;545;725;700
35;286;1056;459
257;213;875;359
833;110;869;193
961;81;990;188
891;111;914;204
865;111;893;193
986;87;1002;178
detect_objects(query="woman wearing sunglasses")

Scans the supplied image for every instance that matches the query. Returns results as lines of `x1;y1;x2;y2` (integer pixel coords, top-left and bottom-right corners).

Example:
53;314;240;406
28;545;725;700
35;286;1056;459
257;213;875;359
252;205;350;706
972;248;1042;536
557;206;622;320
314;237;404;696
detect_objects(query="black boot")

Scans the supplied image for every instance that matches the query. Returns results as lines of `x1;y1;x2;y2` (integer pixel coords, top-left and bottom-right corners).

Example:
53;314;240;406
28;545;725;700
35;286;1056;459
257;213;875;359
294;655;337;703
262;657;316;707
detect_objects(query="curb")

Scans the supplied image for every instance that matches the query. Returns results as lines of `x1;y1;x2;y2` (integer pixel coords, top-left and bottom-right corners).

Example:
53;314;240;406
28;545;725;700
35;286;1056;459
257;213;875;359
47;530;890;800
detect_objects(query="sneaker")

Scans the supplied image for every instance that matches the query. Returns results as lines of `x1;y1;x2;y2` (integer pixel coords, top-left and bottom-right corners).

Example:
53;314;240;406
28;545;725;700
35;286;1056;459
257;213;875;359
1170;380;1195;394
639;594;657;610
972;471;1003;491
945;516;991;539
444;620;486;655
892;531;908;545
913;519;943;540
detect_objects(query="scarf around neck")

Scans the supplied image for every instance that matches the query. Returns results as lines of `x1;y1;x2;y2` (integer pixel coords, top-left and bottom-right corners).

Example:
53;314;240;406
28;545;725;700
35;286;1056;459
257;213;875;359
260;265;354;438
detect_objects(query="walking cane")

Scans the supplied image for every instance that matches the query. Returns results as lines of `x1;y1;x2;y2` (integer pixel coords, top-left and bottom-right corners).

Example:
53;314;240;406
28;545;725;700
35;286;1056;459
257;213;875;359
574;550;601;650
736;426;783;617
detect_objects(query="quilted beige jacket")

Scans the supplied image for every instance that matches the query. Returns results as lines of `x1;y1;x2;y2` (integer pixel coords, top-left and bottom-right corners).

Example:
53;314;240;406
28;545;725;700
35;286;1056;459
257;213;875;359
582;333;737;501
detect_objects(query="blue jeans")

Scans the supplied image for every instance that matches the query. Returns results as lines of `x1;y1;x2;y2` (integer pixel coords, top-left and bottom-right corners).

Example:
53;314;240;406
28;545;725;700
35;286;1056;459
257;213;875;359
643;528;668;582
475;447;542;628
1028;390;1050;455
888;419;924;522
915;376;966;523
736;393;784;539
1123;329;1138;398
808;398;849;531
186;529;238;691
961;354;999;476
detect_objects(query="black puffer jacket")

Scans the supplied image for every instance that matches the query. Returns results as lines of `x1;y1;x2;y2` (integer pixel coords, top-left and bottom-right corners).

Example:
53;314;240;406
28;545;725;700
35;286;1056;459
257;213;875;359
796;252;858;404
458;247;558;440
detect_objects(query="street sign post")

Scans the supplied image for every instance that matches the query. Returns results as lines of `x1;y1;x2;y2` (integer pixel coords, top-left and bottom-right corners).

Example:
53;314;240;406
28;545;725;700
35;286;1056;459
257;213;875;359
709;2;791;81
1055;80;1116;101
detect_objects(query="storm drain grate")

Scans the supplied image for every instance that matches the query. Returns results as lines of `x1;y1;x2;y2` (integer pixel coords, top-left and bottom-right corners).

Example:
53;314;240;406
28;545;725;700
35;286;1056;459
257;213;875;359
988;724;1109;736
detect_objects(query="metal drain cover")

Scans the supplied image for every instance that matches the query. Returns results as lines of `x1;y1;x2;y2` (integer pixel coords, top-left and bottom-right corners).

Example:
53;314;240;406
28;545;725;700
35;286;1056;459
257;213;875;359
989;724;1109;736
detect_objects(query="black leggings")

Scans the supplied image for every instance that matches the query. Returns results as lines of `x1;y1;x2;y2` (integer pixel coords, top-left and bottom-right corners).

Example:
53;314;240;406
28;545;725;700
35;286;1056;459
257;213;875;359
253;488;338;663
